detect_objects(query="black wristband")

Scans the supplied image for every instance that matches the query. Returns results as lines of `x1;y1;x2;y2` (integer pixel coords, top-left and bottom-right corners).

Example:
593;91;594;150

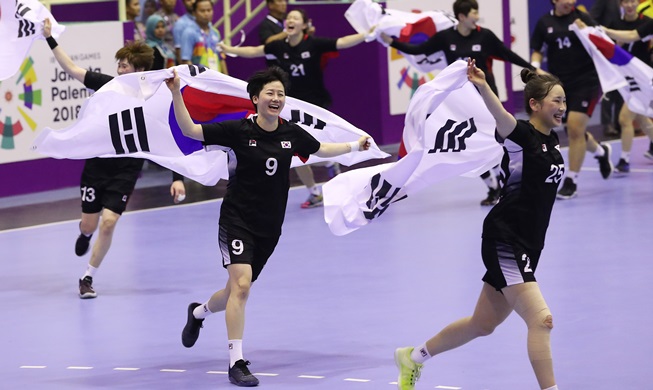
46;36;58;50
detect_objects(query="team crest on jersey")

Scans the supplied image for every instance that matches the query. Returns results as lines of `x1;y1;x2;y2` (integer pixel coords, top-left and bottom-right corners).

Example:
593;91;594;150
249;139;257;146
547;27;553;33
555;145;560;150
472;44;481;52
283;53;289;59
449;44;456;51
122;195;128;202
281;141;291;148
542;144;548;152
301;51;310;59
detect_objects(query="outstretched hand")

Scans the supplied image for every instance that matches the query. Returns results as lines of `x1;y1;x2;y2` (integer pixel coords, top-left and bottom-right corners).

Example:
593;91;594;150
43;18;52;38
358;136;371;151
164;69;180;93
574;18;587;29
466;58;486;87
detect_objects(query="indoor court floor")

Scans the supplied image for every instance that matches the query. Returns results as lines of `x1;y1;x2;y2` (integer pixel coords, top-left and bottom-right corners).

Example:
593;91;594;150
1;137;652;389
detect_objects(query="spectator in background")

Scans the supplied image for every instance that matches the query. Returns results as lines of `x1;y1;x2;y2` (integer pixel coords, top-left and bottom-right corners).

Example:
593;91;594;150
173;0;196;64
127;0;146;41
155;0;180;52
146;14;176;69
141;0;158;23
180;0;228;74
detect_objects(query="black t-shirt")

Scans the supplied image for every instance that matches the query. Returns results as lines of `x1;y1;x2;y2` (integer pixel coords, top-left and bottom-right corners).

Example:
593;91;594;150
482;120;564;251
202;117;321;237
390;26;532;95
258;15;284;67
531;9;598;84
609;15;652;64
264;36;338;108
82;71;145;179
635;18;653;42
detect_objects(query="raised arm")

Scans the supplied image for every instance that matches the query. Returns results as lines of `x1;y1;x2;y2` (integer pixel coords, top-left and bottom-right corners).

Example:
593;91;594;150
43;18;87;83
336;32;366;50
602;27;641;43
165;69;205;141
314;136;371;158
467;59;516;139
218;43;265;58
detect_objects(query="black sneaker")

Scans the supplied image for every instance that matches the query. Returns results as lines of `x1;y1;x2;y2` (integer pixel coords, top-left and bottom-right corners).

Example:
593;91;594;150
79;276;97;299
229;360;259;387
480;187;500;206
181;302;204;348
557;177;577;200
614;158;630;175
75;232;92;257
595;143;613;179
645;142;653;160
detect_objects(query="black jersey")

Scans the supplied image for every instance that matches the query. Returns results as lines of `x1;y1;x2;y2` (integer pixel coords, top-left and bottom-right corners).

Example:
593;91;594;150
82;71;145;181
531;9;598;84
390;26;532;95
202;117;321;237
635;18;653;42
482;120;564;251
264;36;338;108
609;15;652;64
258;15;284;67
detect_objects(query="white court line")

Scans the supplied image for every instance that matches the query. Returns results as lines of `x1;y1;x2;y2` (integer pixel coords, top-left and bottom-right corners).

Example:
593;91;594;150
67;366;93;370
298;375;325;379
253;372;279;376
344;378;371;382
160;369;186;373
19;366;46;369
206;370;228;375
435;386;463;389
113;367;140;371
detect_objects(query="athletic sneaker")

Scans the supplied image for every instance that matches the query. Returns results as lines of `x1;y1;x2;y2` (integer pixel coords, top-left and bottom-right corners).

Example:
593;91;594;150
325;162;341;178
645;142;653;160
181;302;204;348
614;158;630;175
300;193;323;209
480;187;501;206
394;347;423;390
79;276;97;299
556;177;577;200
75;232;92;257
595;143;613;179
228;359;259;387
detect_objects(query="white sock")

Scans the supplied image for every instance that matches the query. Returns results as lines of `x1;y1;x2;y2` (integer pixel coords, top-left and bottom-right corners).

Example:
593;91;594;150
309;185;321;196
410;343;431;364
594;144;605;157
542;386;559;390
229;339;244;367
482;174;498;190
193;301;213;320
620;151;630;162
567;171;579;183
82;264;98;279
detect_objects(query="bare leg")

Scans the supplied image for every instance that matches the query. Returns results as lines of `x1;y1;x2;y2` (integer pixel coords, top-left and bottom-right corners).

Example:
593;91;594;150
566;111;591;172
224;263;252;340
618;105;637;154
294;165;316;189
88;209;120;269
79;212;100;236
503;282;556;389
425;283;512;356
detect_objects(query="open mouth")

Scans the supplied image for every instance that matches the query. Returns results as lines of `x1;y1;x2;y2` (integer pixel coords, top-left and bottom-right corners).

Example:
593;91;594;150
269;103;280;111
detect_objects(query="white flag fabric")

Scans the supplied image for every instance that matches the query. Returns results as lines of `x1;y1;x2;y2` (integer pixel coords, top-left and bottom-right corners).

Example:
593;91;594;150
573;25;653;117
571;24;628;94
32;65;389;186
0;0;65;80
323;60;504;236
345;0;457;73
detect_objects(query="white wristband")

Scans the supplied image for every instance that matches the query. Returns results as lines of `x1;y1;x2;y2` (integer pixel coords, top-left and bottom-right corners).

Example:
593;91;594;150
348;141;359;152
531;61;541;69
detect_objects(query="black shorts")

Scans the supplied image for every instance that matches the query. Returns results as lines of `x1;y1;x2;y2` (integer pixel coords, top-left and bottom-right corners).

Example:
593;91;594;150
218;224;280;283
481;238;541;291
79;159;141;215
562;81;600;117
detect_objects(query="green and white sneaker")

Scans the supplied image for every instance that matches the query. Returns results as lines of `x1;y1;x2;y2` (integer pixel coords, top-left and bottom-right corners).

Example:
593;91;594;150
394;347;423;390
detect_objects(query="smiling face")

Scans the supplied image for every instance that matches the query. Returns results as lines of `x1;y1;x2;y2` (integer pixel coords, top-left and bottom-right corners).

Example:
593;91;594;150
117;58;137;75
459;8;479;30
285;10;307;38
531;84;566;128
621;0;639;18
553;0;576;16
252;80;286;119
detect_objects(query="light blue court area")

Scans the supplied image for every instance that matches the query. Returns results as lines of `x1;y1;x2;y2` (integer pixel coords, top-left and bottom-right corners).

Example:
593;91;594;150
1;137;652;389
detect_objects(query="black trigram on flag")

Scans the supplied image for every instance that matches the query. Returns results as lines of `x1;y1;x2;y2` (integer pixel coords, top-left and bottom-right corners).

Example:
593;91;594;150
108;107;150;154
363;173;407;220
428;117;477;153
15;3;35;38
289;109;326;130
625;76;640;92
187;63;207;77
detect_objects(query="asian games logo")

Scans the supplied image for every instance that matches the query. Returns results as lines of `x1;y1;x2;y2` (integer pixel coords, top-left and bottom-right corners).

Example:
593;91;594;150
1;56;42;150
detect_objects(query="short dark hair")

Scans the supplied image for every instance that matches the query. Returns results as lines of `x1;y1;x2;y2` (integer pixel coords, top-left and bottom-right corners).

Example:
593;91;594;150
520;68;564;115
453;0;478;19
246;66;290;109
115;41;154;71
193;0;213;12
